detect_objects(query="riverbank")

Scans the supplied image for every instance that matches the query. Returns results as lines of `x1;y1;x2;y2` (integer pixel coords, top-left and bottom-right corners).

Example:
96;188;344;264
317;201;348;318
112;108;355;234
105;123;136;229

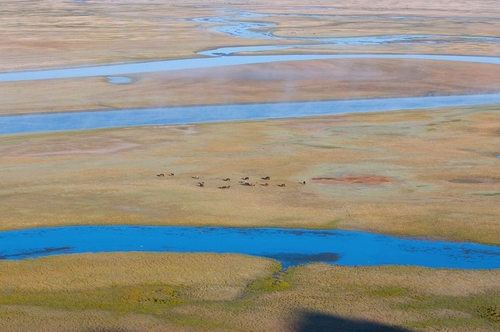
3;58;500;116
1;106;499;245
0;253;499;331
3;225;499;268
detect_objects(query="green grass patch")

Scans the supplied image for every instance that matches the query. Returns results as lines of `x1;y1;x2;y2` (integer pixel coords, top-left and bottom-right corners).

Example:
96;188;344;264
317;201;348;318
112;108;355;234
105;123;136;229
325;218;341;229
122;285;183;307
0;284;186;314
480;305;500;323
398;290;500;330
370;286;409;298
246;262;290;294
451;178;481;184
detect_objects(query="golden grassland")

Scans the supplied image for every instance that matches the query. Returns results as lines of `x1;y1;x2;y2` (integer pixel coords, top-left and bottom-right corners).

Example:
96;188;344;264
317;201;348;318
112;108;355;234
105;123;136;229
1;106;499;245
3;59;500;115
1;0;500;72
0;253;499;331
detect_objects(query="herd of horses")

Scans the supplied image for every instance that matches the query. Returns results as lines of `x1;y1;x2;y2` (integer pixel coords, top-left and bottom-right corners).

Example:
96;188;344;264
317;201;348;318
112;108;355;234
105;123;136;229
155;173;302;188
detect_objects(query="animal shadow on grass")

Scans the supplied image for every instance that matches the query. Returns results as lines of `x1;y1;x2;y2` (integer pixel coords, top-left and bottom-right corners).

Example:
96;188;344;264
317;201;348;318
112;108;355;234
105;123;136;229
294;311;414;332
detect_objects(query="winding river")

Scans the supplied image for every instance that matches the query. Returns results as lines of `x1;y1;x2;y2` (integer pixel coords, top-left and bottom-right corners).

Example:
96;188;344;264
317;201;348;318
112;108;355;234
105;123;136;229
1;10;499;267
1;226;499;269
2;93;500;135
2;51;500;135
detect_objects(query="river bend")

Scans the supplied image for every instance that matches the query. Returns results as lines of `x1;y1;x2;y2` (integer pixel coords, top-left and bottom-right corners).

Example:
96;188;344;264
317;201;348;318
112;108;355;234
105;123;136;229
1;226;499;269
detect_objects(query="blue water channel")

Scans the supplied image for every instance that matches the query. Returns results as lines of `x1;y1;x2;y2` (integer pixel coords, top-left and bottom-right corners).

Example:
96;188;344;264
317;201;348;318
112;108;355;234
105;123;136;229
0;226;499;269
2;53;500;82
2;93;500;135
193;10;500;46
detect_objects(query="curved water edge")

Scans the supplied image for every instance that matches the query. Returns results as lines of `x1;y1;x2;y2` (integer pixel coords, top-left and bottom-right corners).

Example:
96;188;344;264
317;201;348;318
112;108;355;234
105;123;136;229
0;226;499;269
3;7;500;82
194;10;500;45
2;94;500;135
2;53;500;82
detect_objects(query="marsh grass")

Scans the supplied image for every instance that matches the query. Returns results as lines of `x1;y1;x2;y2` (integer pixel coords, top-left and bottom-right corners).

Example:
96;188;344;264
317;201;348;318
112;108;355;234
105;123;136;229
370;287;409;298
3;0;500;331
475;192;500;197
0;284;185;314
2;255;499;331
247;277;291;294
2;0;500;73
400;291;500;329
480;305;500;323
1;106;499;244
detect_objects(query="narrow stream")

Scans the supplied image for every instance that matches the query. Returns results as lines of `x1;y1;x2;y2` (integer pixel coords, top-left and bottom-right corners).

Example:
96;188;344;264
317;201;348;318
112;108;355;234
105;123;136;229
192;10;500;46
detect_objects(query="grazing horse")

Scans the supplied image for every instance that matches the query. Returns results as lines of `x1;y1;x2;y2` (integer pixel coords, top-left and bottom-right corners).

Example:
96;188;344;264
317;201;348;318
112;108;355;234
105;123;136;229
157;174;165;177
261;183;269;186
241;176;249;180
261;176;270;180
192;176;200;179
168;173;174;176
277;183;286;187
222;178;230;181
197;182;205;187
218;185;230;189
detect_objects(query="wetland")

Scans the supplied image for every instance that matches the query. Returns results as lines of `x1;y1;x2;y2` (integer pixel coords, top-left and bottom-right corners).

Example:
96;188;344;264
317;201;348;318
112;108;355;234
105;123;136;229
0;0;499;331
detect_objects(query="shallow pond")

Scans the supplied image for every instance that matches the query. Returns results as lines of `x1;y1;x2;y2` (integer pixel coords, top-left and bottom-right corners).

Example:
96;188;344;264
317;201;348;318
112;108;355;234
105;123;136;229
106;76;133;84
0;226;499;269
